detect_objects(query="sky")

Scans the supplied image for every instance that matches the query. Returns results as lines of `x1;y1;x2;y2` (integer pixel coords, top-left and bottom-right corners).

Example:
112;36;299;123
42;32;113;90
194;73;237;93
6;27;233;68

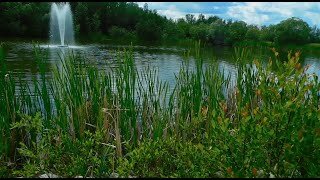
136;2;320;27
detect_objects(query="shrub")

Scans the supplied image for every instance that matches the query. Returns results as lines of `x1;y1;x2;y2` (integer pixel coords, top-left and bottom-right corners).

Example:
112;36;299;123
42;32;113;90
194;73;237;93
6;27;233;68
109;26;129;38
10;113;116;178
117;137;222;178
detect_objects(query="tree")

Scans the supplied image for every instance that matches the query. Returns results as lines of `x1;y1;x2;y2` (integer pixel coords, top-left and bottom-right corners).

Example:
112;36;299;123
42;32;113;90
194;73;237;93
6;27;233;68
225;20;248;44
310;25;320;43
197;14;205;24
0;2;317;46
0;2;50;38
162;19;184;41
206;16;220;24
274;17;311;45
208;19;227;45
74;2;89;35
136;11;165;42
261;25;277;42
186;14;196;24
91;12;101;33
245;25;261;41
177;18;191;38
189;23;209;42
143;3;148;12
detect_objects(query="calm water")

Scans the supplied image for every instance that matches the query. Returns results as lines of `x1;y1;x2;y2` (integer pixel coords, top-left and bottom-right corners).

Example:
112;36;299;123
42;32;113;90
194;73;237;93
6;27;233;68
2;42;320;95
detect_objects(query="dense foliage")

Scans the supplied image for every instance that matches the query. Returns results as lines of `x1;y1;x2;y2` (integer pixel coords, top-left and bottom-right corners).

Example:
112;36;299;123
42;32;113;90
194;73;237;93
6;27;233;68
1;41;320;177
0;2;319;45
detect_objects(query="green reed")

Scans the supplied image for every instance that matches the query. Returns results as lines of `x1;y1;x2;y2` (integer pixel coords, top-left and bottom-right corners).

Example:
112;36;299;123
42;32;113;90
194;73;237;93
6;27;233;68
0;41;319;177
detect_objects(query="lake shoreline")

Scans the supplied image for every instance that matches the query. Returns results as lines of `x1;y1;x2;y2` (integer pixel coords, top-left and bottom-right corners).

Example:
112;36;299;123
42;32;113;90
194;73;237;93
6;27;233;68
3;36;320;51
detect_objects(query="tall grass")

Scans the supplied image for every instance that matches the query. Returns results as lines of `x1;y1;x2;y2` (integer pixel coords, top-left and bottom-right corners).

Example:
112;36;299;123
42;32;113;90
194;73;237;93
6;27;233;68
0;41;319;177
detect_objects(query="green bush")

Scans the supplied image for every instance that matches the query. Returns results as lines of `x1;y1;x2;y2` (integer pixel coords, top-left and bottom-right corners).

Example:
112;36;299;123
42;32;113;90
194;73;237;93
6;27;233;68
0;164;10;178
48;130;116;177
108;26;137;43
117;138;222;178
1;43;320;178
109;26;128;38
10;113;116;178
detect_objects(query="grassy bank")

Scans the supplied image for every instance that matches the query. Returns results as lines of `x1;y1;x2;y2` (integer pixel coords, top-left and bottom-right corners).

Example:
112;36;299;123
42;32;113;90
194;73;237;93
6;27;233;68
75;33;199;48
0;42;319;178
303;43;320;48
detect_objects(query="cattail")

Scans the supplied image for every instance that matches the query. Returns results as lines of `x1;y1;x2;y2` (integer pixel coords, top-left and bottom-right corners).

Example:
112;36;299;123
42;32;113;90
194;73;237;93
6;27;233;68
252;168;258;176
102;108;108;113
5;74;9;81
256;89;261;96
201;106;208;117
295;63;301;70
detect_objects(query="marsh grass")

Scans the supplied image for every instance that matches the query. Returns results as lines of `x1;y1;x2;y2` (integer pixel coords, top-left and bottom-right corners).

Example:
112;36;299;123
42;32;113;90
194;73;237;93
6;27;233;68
0;41;319;177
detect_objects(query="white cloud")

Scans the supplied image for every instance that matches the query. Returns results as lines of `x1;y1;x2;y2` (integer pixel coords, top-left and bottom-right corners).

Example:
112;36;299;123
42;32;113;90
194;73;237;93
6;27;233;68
136;2;218;21
136;2;169;10
136;2;320;26
157;10;217;21
305;12;320;26
136;2;164;7
226;3;270;25
226;2;320;26
157;5;185;20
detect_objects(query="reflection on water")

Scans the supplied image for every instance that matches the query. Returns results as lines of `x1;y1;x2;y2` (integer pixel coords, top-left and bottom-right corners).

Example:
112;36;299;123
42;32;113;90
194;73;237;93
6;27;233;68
303;57;320;78
2;42;320;96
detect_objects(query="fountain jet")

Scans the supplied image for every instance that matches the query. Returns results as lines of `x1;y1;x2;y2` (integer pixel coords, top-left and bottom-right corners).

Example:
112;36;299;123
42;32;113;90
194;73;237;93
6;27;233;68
50;2;75;47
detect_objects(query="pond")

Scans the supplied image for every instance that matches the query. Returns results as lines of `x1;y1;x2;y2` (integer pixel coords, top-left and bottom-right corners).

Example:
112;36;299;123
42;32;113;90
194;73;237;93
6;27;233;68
2;41;320;95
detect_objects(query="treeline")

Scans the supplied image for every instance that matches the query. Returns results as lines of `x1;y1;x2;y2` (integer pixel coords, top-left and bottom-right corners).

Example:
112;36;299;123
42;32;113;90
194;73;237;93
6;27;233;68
1;2;320;45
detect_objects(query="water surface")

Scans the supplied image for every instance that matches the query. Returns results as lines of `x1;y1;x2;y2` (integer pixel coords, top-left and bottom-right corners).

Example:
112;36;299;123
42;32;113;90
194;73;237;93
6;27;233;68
2;42;320;95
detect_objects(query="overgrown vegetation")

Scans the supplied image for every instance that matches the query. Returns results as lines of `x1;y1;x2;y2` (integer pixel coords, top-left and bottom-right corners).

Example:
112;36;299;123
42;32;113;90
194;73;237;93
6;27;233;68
0;41;319;178
1;2;320;46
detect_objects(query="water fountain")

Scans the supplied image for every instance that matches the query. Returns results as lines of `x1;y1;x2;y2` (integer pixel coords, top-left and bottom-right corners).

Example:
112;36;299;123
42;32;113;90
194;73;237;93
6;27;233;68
50;2;75;47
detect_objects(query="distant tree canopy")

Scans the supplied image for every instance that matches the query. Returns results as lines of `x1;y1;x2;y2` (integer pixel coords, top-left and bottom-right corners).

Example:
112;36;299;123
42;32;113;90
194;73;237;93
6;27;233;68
274;17;312;45
0;2;50;38
0;2;319;45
